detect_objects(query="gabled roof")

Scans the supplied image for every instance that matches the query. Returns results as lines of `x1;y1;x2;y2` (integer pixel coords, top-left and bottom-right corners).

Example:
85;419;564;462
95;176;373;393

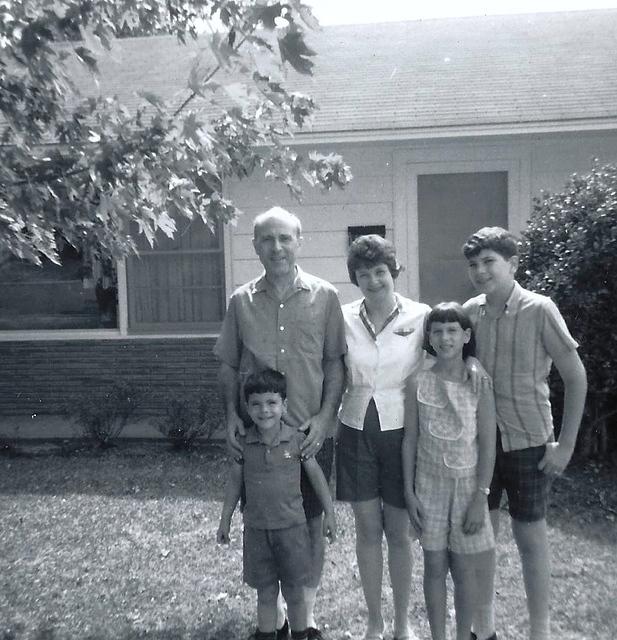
58;9;617;140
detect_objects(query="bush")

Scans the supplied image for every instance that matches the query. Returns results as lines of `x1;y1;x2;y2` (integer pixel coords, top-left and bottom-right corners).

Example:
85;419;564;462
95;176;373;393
518;162;617;458
0;424;20;456
71;381;142;448
156;389;224;450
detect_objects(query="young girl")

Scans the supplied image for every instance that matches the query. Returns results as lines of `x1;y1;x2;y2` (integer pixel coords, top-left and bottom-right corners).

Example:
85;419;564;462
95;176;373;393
402;302;497;640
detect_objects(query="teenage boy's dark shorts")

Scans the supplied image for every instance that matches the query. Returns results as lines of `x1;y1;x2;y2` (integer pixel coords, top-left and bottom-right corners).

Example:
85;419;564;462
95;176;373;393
488;431;552;522
301;437;334;519
243;522;310;589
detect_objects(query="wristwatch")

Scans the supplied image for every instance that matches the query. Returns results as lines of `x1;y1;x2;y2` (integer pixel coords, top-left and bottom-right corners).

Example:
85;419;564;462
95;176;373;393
477;486;490;496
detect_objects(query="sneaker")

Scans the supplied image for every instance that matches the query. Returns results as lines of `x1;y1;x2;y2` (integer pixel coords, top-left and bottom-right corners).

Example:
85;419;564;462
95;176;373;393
471;634;498;640
306;628;325;640
276;619;290;640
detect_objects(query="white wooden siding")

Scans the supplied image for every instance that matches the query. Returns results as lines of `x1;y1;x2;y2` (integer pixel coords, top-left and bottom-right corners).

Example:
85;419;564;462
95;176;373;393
224;132;617;306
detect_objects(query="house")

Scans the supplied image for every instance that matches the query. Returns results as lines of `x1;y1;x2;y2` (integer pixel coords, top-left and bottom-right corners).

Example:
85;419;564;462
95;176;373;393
2;9;617;436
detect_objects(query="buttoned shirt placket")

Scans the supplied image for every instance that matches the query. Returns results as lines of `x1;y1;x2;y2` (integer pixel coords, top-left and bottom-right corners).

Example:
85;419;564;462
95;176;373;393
271;283;305;375
358;298;402;408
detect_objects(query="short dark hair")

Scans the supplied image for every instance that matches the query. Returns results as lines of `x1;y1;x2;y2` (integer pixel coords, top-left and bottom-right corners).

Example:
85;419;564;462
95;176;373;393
424;301;476;359
462;226;519;260
347;234;402;285
243;369;287;402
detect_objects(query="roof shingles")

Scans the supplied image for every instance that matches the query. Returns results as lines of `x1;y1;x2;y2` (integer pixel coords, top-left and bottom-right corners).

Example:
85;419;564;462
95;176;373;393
53;9;617;136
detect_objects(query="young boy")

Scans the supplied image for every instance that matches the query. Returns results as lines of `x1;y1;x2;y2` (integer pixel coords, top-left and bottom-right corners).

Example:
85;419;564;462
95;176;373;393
461;227;587;640
217;369;337;640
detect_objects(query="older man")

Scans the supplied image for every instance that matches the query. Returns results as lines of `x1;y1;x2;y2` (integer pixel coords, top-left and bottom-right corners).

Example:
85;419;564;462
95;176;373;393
214;206;346;640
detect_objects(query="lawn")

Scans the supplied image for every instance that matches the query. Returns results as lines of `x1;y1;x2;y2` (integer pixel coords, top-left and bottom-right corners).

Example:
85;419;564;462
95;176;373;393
0;442;615;640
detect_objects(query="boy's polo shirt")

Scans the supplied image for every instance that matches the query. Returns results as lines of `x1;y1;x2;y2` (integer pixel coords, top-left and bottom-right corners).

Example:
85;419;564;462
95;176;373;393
241;423;306;530
464;282;578;452
339;294;430;431
214;267;347;434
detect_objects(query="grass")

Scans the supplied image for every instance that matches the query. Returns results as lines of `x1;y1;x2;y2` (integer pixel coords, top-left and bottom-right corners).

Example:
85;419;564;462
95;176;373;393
0;442;615;640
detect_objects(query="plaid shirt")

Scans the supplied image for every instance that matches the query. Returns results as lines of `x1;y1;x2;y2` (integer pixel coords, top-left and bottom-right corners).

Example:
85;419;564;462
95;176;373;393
464;282;578;452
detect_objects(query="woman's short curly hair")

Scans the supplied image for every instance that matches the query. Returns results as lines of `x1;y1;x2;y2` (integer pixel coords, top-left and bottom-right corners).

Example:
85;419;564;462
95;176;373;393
347;234;403;286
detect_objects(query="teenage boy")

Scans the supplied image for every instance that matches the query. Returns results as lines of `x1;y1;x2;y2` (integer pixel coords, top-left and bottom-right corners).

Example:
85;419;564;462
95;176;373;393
462;227;587;640
217;369;337;640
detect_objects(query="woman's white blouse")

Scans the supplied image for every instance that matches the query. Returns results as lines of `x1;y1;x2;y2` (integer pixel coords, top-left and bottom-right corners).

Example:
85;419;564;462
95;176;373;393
339;294;430;431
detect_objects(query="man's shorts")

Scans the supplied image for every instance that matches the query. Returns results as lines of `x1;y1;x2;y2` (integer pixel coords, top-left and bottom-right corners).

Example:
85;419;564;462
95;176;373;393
301;436;334;519
335;399;406;509
416;470;495;554
488;431;552;522
243;522;311;589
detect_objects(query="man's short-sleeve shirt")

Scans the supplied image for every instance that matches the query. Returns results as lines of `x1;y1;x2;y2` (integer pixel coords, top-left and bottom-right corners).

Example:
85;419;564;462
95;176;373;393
241;424;306;530
214;267;347;431
464;282;578;451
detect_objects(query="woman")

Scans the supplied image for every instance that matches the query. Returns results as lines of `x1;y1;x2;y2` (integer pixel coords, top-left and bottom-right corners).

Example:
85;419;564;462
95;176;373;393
336;234;430;640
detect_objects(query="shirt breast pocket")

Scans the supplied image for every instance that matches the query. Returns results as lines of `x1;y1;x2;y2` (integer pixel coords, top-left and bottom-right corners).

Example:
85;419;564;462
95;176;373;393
417;384;448;409
291;307;326;355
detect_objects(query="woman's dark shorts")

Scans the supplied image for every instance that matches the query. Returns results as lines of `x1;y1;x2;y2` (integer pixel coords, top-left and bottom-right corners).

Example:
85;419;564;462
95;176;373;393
488;430;553;522
336;399;406;508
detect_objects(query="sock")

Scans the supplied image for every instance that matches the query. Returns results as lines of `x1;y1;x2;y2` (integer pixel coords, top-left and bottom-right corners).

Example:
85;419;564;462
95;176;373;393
530;617;550;640
474;605;496;640
303;586;317;628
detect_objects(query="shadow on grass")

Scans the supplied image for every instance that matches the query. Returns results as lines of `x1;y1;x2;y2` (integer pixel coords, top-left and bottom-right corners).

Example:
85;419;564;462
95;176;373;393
0;441;231;502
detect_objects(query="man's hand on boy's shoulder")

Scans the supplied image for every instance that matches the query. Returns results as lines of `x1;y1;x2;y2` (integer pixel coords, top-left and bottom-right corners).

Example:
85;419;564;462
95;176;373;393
538;441;574;476
298;410;330;459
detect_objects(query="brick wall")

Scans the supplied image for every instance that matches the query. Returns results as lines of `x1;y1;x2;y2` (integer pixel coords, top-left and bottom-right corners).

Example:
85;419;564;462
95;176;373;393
0;338;220;416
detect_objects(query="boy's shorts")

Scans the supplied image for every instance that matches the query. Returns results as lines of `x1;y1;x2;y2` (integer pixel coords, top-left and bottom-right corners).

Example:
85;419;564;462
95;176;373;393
488;431;552;523
416;470;495;555
243;522;311;589
301;437;334;519
335;400;406;509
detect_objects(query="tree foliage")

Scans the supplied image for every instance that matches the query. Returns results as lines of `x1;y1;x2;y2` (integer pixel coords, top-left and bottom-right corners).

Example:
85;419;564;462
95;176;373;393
0;0;352;265
518;163;617;456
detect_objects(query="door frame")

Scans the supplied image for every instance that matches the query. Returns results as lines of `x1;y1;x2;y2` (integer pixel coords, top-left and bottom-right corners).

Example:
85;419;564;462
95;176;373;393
393;143;530;300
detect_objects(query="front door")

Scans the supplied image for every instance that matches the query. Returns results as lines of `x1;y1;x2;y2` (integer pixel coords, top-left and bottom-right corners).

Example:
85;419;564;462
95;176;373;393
417;171;508;305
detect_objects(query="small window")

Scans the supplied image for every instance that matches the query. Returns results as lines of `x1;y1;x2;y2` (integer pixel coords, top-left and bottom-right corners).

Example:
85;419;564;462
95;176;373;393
347;225;386;245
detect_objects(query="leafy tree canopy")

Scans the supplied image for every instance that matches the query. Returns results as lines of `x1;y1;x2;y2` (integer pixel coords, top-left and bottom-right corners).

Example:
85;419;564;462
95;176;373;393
0;0;352;264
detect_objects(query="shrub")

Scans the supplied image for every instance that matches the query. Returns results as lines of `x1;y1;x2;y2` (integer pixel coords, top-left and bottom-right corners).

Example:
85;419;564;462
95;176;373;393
518;162;617;458
72;381;142;448
156;389;224;450
0;424;20;456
